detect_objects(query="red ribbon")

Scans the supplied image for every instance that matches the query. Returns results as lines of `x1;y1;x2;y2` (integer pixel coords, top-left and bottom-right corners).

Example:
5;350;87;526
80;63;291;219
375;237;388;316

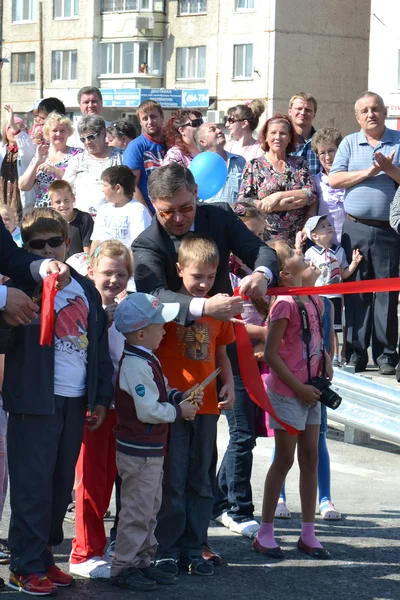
267;277;400;297
39;273;59;346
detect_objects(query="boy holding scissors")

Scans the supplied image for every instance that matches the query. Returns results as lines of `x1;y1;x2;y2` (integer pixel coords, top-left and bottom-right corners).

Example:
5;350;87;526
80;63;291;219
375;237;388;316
155;234;235;577
111;293;203;591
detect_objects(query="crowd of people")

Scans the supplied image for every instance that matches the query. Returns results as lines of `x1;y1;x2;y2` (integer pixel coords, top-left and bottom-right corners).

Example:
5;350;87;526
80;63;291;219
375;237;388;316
0;85;398;595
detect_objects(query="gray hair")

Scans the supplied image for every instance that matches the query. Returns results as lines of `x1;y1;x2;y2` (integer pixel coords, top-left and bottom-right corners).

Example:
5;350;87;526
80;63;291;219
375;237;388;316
193;124;208;152
148;163;197;201
77;115;106;136
354;91;385;114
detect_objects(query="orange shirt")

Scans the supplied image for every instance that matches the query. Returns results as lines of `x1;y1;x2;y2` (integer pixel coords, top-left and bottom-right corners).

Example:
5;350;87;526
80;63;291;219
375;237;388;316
157;316;235;415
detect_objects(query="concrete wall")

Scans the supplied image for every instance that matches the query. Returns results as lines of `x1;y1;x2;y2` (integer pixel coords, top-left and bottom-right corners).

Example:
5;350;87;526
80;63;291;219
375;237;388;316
273;0;371;136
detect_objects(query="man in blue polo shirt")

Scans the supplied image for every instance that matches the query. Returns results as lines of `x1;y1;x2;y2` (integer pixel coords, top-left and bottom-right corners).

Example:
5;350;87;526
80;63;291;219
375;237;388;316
329;91;400;375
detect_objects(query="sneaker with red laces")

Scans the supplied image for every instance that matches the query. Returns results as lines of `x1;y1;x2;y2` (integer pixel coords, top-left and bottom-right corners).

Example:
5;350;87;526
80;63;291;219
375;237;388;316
8;572;58;596
45;565;74;587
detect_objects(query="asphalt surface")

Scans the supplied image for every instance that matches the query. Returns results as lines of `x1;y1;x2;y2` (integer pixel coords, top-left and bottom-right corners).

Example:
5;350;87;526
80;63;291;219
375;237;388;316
0;414;399;599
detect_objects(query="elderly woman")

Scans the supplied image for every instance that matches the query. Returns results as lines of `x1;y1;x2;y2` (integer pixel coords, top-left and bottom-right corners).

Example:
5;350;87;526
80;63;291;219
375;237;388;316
224;101;265;161
19;112;81;208
237;113;317;247
162;109;203;167
63;115;123;218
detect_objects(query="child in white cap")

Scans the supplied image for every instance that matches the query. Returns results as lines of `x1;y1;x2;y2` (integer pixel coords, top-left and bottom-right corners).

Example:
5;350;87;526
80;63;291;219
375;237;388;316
304;214;362;365
110;293;203;592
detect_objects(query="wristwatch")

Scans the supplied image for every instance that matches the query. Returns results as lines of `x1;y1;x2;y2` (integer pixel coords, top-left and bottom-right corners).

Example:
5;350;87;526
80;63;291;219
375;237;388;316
255;271;270;285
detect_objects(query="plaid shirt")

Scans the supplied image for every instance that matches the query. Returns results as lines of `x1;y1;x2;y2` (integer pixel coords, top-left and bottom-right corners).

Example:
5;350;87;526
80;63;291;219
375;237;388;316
290;126;321;176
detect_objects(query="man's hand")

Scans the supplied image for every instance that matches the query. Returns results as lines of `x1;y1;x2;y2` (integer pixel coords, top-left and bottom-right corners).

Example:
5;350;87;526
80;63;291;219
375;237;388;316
239;271;268;299
87;405;108;431
217;384;235;410
373;151;395;174
203;293;244;320
47;261;71;290
3;288;39;326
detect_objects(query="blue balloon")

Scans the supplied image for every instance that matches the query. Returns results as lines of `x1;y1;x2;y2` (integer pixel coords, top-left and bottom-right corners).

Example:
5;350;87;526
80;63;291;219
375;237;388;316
189;152;228;200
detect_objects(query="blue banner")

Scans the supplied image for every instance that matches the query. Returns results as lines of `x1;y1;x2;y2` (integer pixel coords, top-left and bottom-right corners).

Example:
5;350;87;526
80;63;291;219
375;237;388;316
101;88;209;109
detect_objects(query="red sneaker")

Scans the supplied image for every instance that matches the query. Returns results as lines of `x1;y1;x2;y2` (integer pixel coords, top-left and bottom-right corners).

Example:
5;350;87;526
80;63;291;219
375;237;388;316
8;572;58;595
45;565;74;587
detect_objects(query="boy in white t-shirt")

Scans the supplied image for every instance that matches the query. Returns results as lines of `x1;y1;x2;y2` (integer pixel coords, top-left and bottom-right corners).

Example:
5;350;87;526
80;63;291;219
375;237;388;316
2;208;113;596
304;214;362;365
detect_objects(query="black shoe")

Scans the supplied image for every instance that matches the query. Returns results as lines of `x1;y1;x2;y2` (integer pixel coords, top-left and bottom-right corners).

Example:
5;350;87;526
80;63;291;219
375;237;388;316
110;567;157;591
180;554;215;576
378;363;396;375
154;558;179;576
140;565;175;585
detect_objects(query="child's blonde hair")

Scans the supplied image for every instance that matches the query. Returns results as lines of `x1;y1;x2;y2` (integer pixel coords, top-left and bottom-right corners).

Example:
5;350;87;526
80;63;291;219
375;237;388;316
267;240;294;287
177;234;219;269
21;207;69;243
48;179;74;199
90;240;134;279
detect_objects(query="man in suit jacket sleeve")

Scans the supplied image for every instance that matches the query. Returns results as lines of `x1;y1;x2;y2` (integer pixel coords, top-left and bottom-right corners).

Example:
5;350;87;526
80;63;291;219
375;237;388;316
132;163;278;325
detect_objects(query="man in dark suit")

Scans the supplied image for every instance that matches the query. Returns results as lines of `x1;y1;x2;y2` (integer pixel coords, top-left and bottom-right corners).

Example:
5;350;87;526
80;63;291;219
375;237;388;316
133;163;278;323
132;163;279;567
0;218;70;326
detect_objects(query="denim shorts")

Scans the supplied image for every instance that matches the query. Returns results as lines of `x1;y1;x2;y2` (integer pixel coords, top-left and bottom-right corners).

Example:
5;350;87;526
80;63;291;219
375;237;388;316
267;388;321;431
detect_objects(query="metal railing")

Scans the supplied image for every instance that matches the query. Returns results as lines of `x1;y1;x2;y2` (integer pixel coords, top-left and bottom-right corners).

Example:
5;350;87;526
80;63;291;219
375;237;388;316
328;369;400;445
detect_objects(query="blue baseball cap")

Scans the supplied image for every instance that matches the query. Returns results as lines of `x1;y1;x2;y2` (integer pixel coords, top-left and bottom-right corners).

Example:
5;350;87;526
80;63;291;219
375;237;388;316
305;214;329;240
114;293;180;334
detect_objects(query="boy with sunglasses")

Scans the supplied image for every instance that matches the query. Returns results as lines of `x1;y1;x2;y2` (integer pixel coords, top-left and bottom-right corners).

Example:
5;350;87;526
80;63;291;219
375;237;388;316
1;207;114;596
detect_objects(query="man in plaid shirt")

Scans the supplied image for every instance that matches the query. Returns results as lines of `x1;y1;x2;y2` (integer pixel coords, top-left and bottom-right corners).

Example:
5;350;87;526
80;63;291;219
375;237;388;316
288;92;321;175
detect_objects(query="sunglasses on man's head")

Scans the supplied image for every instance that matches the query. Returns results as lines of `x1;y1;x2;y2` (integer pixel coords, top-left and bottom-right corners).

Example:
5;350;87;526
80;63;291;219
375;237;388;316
27;236;65;250
181;118;204;129
79;132;100;144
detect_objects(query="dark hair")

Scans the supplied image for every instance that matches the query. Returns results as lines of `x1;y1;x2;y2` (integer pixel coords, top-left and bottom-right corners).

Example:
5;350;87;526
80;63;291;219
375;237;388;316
148;163;196;201
259;113;297;153
101;165;135;197
106;119;137;141
48;179;74;197
232;200;264;222
78;86;103;103
227;100;265;132
163;109;203;153
37;97;66;116
21;207;69;243
137;100;164;118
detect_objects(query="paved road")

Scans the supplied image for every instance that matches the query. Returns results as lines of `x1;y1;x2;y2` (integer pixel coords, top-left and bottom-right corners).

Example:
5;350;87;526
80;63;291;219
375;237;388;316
0;417;399;600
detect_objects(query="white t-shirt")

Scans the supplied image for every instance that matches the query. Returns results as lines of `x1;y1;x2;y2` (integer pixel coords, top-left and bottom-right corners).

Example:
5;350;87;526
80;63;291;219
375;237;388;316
91;199;152;291
54;278;89;397
63;148;123;218
304;244;348;298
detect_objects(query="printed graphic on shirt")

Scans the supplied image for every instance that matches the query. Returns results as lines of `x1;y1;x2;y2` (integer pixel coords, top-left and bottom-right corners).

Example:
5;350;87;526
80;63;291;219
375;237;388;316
102;214;131;242
177;321;212;362
135;384;146;397
143;150;164;176
54;295;89;360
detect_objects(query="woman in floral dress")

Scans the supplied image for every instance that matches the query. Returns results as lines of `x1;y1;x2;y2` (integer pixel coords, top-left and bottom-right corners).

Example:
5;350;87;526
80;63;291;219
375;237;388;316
19;113;81;208
237;113;317;247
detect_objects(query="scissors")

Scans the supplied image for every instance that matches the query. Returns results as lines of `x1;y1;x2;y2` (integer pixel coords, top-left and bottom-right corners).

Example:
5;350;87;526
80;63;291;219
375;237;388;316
186;368;222;405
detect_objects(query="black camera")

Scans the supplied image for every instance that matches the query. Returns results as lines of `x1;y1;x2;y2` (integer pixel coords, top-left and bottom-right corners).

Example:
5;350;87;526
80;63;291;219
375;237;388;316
310;377;342;410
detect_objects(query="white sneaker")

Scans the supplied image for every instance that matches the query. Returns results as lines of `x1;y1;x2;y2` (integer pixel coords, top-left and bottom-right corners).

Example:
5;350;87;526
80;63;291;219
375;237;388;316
69;556;111;579
229;519;260;539
214;511;233;528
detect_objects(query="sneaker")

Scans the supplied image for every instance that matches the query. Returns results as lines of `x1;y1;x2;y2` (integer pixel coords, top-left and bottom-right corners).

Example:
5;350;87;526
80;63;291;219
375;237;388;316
213;511;233;528
45;565;74;587
154;558;179;576
105;540;115;559
8;572;58;596
140;565;175;585
229;519;260;539
69;556;110;579
111;567;157;591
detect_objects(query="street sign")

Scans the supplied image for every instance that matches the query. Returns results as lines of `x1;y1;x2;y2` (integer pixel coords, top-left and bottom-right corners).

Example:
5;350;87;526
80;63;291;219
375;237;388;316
100;88;209;109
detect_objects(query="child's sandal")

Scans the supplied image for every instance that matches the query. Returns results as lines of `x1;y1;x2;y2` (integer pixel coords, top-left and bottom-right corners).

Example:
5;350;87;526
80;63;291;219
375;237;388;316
320;500;341;520
274;499;291;519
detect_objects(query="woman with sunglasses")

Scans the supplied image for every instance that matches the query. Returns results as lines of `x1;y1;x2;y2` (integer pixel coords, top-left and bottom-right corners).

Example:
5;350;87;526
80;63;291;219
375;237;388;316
162;110;203;167
225;101;265;161
63;115;123;219
19;113;82;209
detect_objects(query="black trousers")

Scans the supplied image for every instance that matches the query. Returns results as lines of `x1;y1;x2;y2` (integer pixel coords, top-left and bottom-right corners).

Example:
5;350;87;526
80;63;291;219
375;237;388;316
341;218;400;366
8;395;86;575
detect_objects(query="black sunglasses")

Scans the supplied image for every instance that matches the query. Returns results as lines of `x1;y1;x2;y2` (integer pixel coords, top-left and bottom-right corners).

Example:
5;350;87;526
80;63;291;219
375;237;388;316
225;116;246;125
27;236;65;250
181;118;204;128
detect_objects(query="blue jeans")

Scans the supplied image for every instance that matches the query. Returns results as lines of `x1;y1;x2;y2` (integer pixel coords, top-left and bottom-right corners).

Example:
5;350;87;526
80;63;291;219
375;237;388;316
213;375;257;523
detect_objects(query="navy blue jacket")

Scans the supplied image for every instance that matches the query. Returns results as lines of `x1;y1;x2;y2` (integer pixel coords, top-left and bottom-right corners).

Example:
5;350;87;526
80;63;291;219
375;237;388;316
1;269;114;415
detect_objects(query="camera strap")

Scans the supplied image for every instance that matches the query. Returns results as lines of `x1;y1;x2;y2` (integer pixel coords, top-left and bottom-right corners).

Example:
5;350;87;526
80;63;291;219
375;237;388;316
293;296;326;383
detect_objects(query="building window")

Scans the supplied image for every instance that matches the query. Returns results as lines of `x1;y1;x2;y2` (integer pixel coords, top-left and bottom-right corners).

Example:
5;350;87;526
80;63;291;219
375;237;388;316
179;0;207;14
12;0;37;22
233;44;253;78
54;0;79;18
176;46;206;80
51;50;77;81
11;52;35;82
100;0;159;11
235;0;254;9
100;41;162;75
